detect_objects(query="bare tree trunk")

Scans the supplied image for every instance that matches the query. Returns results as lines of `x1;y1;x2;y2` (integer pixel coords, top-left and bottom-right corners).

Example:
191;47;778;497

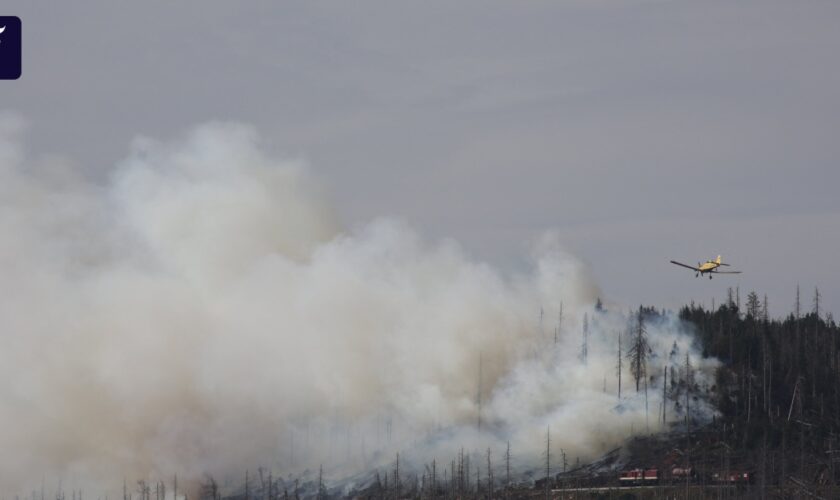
644;375;649;433
477;353;482;432
747;351;752;423
768;356;773;424
544;427;550;500
663;366;667;427
617;331;622;400
505;441;511;499
763;329;768;415
486;448;494;499
761;429;767;500
556;302;563;346
393;454;399;500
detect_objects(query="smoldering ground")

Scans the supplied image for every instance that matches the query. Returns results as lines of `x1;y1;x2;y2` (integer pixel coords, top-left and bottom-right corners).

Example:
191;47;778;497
0;114;718;495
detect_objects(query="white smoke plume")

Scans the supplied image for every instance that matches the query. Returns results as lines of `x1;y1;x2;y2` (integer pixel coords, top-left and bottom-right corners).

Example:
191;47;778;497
0;114;718;496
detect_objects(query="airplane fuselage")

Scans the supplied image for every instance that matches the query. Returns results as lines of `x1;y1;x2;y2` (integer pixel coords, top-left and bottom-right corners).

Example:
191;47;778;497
698;262;720;273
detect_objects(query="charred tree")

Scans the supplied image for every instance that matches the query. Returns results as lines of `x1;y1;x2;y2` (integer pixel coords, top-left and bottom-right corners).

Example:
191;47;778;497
627;307;650;392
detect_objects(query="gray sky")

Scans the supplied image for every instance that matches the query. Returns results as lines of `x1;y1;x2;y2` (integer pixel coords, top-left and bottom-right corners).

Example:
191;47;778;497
4;0;840;316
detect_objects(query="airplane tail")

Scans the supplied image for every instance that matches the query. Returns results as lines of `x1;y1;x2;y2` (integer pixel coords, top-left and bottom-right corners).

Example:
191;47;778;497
716;255;722;264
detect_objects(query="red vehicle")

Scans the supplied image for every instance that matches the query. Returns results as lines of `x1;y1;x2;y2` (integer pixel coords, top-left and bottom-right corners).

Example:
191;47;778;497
619;468;659;485
671;467;695;479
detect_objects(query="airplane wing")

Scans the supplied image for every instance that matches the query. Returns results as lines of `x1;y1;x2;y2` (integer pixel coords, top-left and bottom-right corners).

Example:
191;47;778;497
670;260;700;271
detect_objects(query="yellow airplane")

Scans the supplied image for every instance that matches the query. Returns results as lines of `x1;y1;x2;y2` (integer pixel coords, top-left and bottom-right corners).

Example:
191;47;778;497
670;255;742;279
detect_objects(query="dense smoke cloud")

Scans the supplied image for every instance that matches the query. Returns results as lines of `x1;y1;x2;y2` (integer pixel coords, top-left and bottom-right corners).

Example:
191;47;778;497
0;115;717;495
